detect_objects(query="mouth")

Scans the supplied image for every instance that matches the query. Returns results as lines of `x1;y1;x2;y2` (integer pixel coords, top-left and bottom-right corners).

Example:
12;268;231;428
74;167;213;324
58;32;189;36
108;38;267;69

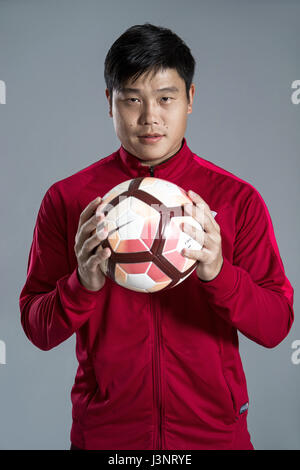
138;134;165;143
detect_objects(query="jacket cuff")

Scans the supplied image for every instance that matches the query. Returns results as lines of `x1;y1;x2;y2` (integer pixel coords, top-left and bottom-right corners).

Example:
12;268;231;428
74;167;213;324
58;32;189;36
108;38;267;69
63;268;101;307
197;257;238;299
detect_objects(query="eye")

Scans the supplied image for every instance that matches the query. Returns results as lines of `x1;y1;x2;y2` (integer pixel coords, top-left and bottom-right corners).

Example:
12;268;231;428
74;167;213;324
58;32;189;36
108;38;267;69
125;97;173;104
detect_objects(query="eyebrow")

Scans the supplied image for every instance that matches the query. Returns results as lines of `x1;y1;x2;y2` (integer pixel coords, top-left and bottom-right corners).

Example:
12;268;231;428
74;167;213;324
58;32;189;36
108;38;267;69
119;86;180;94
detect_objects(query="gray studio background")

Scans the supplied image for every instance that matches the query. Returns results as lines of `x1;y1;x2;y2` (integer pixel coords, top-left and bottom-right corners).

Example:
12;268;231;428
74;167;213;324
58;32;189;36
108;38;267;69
0;0;299;450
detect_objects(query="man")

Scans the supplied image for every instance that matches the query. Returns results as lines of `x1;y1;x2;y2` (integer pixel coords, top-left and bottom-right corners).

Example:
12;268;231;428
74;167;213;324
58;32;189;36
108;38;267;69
19;23;294;450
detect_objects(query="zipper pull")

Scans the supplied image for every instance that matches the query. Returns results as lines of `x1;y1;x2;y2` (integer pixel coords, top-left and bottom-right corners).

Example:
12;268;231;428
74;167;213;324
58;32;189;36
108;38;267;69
150;166;154;177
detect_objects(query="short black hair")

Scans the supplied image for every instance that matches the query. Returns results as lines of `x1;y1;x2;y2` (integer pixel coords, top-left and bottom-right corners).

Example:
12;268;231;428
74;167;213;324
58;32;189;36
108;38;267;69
104;23;196;103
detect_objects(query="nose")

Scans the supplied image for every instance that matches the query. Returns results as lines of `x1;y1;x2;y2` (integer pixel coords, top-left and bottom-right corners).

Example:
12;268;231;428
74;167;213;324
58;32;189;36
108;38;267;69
140;101;160;125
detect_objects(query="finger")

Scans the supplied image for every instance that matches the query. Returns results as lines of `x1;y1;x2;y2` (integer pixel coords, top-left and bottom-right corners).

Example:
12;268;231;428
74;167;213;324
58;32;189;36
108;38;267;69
79;196;102;228
95;201;110;218
187;190;211;212
80;225;109;261
85;247;111;273
201;210;217;233
181;246;210;262
187;190;220;232
202;207;220;233
188;221;221;250
76;212;105;251
184;204;215;234
181;221;220;255
180;221;205;247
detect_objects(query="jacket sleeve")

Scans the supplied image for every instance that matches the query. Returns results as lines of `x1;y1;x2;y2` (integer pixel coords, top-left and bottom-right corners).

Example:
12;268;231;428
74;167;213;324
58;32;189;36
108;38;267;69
19;185;101;351
198;186;294;348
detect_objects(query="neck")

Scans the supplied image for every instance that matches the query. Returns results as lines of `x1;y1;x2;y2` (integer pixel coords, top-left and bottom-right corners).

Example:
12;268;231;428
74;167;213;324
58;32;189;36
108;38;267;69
140;140;184;167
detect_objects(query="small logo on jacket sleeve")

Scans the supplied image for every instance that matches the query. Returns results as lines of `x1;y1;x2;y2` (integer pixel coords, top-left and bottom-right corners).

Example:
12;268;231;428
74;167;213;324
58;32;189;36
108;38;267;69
239;402;249;414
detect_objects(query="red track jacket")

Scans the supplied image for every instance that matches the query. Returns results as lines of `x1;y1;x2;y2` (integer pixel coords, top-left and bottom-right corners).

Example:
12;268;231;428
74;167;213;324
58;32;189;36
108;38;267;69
19;138;294;450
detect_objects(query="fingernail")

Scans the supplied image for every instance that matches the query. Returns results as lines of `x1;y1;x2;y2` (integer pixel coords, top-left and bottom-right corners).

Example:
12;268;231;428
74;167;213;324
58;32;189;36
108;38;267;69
104;248;111;257
184;204;192;212
96;205;105;217
96;210;104;218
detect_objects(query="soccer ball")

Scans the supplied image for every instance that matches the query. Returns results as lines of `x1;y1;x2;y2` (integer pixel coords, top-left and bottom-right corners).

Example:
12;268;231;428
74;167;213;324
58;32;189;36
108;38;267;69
95;177;204;293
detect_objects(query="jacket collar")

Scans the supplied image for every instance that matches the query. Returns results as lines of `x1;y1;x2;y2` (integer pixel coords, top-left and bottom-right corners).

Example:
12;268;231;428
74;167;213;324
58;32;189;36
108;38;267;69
117;137;193;180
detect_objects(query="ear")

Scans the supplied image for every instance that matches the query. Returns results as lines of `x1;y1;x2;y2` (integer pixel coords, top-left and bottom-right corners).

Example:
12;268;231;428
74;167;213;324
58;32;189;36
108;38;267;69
105;88;113;117
187;83;195;114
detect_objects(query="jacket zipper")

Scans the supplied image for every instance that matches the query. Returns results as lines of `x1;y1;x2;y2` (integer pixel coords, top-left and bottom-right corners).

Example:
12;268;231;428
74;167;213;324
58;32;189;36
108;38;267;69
150;287;163;449
156;302;163;449
149;163;163;449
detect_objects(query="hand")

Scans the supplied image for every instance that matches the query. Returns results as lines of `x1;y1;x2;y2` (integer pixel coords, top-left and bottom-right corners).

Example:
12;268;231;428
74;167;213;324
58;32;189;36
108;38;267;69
74;196;111;291
180;190;223;282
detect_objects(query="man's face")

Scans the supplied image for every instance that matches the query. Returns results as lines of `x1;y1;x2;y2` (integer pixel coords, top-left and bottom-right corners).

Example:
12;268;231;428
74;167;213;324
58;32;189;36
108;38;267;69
105;68;195;166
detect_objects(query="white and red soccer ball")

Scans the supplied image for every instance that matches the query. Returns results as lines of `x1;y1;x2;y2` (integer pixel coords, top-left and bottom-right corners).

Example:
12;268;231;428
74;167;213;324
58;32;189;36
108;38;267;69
96;177;205;293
